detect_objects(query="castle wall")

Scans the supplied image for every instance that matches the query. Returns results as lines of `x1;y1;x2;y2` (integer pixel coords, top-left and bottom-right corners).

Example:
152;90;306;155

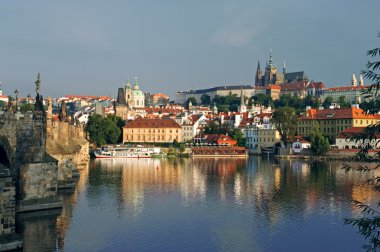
0;176;15;235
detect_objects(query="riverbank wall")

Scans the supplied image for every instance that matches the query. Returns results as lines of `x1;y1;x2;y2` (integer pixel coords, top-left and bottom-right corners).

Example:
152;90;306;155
46;120;90;189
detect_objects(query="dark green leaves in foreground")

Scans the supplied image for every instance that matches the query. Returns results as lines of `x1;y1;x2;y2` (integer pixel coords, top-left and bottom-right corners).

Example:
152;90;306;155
344;33;380;251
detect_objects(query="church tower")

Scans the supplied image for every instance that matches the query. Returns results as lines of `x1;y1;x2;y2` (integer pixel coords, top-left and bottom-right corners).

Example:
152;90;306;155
264;50;277;86
238;88;247;113
125;80;132;106
351;73;357;86
359;74;364;86
255;61;263;86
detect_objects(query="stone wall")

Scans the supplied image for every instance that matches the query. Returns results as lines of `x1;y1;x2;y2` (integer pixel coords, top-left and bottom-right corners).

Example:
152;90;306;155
0;176;15;235
46;120;89;188
18;160;58;202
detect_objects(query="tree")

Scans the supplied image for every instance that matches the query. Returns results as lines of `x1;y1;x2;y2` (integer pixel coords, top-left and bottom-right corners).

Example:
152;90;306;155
20;103;34;112
271;107;297;148
85;114;122;146
185;97;197;108
85;114;106;146
338;96;350;108
179;143;186;153
230;128;245;147
322;96;333;108
251;93;272;107
310;126;329;155
343;33;380;252
200;94;211;106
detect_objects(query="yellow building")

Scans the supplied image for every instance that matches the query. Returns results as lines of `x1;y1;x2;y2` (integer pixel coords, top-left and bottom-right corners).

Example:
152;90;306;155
297;107;380;142
123;117;182;143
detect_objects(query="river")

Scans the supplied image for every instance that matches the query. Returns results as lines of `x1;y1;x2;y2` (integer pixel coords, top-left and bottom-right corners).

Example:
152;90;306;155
16;157;379;252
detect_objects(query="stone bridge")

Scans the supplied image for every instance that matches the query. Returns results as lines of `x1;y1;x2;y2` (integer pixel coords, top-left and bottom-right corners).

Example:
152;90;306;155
0;79;61;250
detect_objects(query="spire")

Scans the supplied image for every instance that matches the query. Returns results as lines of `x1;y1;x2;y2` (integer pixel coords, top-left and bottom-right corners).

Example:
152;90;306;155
359;74;364;86
33;73;44;112
213;102;218;115
133;76;139;90
269;49;273;68
255;60;263;86
351;73;357;86
126;79;131;89
240;88;245;106
35;72;41;95
283;60;286;75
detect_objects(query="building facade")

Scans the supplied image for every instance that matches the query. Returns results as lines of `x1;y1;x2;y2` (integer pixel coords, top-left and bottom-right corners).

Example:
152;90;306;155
123;117;182;143
297;106;380;142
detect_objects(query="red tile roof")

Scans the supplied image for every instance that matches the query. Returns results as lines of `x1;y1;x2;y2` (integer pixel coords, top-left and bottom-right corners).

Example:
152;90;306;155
336;127;380;139
326;86;370;92
300;107;378;120
123;117;181;129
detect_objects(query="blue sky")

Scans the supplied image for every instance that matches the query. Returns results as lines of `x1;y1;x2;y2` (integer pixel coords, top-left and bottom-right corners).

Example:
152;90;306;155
0;1;379;98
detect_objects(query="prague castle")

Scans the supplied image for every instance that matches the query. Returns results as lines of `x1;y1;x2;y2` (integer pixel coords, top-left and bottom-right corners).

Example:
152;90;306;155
255;50;308;86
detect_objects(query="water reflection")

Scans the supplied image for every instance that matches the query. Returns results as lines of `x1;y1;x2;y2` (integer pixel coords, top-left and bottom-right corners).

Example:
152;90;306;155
16;157;380;251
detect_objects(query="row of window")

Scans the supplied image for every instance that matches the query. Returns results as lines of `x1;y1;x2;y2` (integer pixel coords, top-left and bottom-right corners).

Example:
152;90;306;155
126;129;179;133
125;135;179;141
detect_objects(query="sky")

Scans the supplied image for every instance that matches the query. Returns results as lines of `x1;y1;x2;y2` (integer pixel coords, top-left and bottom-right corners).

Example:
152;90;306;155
0;0;379;99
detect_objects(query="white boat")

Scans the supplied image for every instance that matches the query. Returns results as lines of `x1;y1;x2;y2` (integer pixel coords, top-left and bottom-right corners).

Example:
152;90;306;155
94;145;161;159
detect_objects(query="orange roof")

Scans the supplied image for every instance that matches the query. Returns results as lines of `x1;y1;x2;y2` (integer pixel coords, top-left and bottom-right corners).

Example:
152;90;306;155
301;107;378;120
336;127;380;139
123;117;181;129
326;86;370;92
65;95;112;100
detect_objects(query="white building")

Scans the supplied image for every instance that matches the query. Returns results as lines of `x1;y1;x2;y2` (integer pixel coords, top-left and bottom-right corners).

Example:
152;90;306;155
336;127;380;150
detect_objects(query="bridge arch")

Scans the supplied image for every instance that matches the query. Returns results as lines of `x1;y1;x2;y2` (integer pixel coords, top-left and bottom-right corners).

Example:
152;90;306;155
0;135;14;175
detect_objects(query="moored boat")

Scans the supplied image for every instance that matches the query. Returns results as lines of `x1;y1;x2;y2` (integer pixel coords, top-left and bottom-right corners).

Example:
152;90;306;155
94;145;161;159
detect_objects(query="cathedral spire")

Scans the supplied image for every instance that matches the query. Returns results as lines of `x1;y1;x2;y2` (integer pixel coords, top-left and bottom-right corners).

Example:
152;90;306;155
269;49;273;68
351;73;357;86
255;60;263;86
283;60;286;75
359;74;364;86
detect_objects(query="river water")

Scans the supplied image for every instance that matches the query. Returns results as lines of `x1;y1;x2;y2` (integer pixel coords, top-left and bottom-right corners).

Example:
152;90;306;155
16;157;379;252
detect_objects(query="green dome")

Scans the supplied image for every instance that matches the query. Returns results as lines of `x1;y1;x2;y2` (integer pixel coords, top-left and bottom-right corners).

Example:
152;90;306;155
132;90;144;97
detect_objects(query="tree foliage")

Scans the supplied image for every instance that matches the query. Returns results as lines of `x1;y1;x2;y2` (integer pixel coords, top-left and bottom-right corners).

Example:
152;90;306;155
200;94;211;106
271;107;297;147
213;92;240;112
322;96;333;108
343;33;380;252
85;114;123;146
310;125;330;155
184;97;197;109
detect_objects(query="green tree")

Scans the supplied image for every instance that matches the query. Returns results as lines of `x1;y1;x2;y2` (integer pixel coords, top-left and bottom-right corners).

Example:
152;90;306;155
179;143;186;153
200;94;211;105
85;114;106;146
310;126;329;155
271;107;297;148
85;114;122;146
230;128;245;147
103;116;121;144
20;103;34;112
251;93;272;107
338;96;350;108
343;33;380;252
322;96;333;108
185;97;197;108
0;100;6;108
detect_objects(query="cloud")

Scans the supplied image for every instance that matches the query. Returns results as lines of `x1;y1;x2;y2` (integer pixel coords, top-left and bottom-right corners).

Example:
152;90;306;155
208;9;265;48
